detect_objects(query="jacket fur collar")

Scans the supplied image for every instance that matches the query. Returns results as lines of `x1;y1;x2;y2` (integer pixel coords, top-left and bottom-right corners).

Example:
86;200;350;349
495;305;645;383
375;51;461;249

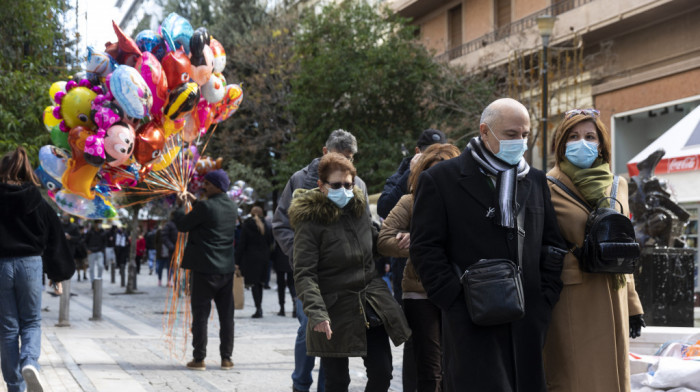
289;186;366;228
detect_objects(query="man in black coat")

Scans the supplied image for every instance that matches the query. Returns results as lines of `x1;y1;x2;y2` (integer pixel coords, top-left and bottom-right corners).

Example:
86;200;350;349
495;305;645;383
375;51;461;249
410;98;566;392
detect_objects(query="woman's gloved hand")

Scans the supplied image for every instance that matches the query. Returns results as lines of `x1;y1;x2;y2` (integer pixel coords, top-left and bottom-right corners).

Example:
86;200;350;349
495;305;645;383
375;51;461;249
629;314;646;339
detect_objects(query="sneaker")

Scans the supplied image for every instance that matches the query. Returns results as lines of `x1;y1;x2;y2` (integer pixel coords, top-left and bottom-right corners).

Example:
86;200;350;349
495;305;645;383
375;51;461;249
221;358;234;370
186;359;206;371
21;365;45;392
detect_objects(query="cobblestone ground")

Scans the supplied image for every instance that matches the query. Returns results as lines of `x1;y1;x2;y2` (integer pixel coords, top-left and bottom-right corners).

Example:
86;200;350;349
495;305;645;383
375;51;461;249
0;265;404;392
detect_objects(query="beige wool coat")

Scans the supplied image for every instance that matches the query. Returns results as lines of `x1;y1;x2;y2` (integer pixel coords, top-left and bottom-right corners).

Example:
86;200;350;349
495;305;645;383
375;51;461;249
544;166;644;392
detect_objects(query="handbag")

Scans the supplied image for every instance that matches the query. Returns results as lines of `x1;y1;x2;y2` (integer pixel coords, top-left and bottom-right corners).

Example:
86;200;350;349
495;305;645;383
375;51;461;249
233;270;245;310
459;208;526;326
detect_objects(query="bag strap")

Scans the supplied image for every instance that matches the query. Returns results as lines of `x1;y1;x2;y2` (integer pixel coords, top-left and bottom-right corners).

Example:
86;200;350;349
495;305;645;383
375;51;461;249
610;175;619;200
546;176;592;212
516;206;525;268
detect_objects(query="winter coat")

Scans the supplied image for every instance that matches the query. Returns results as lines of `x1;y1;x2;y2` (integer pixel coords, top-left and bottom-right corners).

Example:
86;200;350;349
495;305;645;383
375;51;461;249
235;217;273;285
410;148;566;392
544;166;644;392
376;156;411;219
272;157;370;264
0;183;75;282
289;187;411;357
173;192;238;274
377;194;425;295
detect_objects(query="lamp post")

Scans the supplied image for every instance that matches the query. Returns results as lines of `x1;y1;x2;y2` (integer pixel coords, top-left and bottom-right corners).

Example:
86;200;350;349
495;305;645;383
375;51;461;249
537;15;556;171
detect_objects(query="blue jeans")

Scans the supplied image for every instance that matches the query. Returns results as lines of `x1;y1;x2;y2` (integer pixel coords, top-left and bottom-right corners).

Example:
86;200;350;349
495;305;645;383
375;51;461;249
147;249;156;270
0;256;43;392
156;258;171;282
293;298;325;392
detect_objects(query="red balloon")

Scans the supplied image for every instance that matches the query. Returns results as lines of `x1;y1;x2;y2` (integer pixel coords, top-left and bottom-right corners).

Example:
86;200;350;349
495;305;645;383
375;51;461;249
134;121;166;166
162;49;192;90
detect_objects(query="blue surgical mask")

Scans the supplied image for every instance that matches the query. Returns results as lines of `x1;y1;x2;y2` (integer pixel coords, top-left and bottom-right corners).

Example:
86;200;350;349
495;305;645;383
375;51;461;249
327;187;354;208
565;140;599;168
486;125;528;166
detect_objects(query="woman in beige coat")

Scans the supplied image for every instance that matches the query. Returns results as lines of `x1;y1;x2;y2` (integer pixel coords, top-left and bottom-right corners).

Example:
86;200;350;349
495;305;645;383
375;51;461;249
377;143;460;392
544;109;645;392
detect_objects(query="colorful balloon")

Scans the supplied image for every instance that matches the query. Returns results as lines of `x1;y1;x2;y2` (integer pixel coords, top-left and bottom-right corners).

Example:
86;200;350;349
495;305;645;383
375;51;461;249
104;21;142;67
49;81;67;101
136;52;168;119
54;189;117;220
212;84;243;123
151;145;181;172
55;80;98;131
50;127;71;151
195;98;213;135
86;46;116;80
162;49;192;89
38;145;69;181
189;28;214;86
135;29;168;61
181;112;199;143
209;38;226;74
164;82;199;121
44;106;61;131
160;13;194;54
110;65;153;119
201;73;226;103
62;126;100;200
162;116;185;138
35;165;63;198
104;122;136;167
134;121;165;166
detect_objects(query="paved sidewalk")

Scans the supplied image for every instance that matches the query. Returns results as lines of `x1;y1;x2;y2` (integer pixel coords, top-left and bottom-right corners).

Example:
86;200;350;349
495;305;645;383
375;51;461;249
0;268;404;392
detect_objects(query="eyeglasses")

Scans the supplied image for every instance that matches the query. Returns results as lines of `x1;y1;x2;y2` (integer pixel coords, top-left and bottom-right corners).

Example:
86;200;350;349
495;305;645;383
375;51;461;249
324;181;354;190
565;108;600;119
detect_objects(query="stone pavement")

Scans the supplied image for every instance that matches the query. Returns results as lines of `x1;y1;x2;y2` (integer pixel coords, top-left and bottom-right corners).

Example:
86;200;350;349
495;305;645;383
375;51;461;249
0;268;404;392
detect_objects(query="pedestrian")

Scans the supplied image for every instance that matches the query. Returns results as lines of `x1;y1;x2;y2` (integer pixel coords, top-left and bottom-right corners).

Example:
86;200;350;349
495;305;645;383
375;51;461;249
543;108;645;392
273;129;371;392
135;232;145;275
85;220;106;282
154;224;170;287
74;224;89;281
376;128;446;392
159;215;178;286
235;206;273;318
410;98;567;391
104;224;117;272
145;226;157;275
114;224;129;275
272;238;296;317
378;143;460;392
290;153;411;392
0;146;75;392
174;169;238;371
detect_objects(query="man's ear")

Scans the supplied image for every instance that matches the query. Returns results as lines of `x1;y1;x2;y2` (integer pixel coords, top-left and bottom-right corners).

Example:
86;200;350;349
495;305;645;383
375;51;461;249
479;123;489;139
322;146;328;155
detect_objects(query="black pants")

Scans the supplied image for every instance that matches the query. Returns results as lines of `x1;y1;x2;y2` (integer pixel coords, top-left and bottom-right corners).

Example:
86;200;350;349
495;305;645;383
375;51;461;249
404;298;442;392
276;270;296;305
321;325;392;392
190;272;235;360
115;246;129;268
251;282;264;310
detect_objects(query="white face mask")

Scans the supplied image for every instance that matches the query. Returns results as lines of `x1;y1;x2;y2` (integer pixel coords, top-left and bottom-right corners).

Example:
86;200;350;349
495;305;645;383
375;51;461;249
486;125;528;166
327;187;354;208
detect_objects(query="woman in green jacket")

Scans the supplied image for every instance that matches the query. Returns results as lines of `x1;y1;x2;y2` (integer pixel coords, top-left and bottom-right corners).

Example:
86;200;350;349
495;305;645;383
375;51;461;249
289;153;411;392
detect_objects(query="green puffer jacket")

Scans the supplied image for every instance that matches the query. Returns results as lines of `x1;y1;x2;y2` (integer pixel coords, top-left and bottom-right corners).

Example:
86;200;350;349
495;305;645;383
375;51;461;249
289;187;411;357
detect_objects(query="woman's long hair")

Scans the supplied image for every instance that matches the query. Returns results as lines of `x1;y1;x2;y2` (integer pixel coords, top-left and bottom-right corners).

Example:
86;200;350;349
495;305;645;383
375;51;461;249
409;143;461;195
0;146;40;186
250;206;265;235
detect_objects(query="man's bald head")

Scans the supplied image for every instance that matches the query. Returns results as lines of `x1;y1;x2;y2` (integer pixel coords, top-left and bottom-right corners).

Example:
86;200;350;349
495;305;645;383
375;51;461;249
479;98;531;156
480;98;529;128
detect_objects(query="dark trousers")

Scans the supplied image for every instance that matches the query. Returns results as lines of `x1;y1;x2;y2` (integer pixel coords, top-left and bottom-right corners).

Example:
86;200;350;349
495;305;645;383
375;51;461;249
390;258;417;392
320;325;392;392
251;282;263;310
404;299;443;392
276;270;296;305
115;246;129;268
190;272;234;360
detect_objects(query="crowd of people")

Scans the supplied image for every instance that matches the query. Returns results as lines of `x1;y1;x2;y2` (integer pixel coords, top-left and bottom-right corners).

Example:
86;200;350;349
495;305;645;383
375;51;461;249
0;97;647;392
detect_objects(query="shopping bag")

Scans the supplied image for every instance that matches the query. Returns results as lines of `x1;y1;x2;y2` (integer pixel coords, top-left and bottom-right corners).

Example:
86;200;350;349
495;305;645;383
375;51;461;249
233;272;245;310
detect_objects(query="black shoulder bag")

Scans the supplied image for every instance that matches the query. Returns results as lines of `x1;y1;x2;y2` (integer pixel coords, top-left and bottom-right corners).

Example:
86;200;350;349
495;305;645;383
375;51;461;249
459;208;526;326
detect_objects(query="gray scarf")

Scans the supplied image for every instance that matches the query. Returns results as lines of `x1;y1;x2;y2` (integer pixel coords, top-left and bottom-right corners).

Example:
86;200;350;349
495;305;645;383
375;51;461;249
468;137;530;228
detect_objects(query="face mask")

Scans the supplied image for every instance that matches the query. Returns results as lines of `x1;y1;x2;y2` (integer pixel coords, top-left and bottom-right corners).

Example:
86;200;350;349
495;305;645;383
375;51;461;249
565;139;599;169
327;187;354;208
486;125;528;166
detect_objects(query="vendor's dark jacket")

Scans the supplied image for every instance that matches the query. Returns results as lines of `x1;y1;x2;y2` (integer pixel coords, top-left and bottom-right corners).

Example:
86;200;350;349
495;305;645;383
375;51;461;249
289;187;411;357
174;192;238;274
85;229;105;253
0;183;75;282
410;148;566;392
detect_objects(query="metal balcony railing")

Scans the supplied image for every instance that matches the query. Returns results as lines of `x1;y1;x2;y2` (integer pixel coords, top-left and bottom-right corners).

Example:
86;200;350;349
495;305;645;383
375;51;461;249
436;0;594;62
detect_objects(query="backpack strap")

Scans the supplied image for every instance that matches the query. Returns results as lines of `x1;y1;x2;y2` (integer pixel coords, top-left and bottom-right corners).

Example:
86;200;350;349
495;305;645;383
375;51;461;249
516;206;525;269
610;175;619;200
546;176;592;212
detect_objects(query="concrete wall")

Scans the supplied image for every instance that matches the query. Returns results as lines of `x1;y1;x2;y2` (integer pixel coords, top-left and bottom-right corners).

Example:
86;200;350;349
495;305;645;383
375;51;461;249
464;0;493;41
420;13;449;54
513;0;547;20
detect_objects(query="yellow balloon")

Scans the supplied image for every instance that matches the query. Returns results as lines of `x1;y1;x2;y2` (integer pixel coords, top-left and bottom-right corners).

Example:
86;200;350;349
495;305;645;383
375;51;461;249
162;116;185;138
61;87;97;129
43;106;61;131
152;145;181;172
49;81;67;101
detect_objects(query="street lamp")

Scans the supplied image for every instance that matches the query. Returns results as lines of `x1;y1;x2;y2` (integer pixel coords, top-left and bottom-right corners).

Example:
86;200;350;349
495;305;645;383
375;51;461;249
537;14;556;170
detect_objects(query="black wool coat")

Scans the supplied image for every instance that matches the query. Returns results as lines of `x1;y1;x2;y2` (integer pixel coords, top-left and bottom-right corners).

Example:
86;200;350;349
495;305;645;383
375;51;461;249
235;217;273;285
410;148;566;392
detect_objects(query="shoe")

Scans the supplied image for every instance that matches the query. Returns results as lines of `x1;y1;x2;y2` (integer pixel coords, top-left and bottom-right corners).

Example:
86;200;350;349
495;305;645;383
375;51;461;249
277;305;285;316
264;284;271;289
186;359;206;371
221;358;234;370
21;365;45;392
252;309;263;318
149;268;153;275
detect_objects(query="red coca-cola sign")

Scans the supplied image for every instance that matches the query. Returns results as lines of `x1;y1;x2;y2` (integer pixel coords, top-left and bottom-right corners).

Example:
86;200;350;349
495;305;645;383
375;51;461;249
667;156;698;172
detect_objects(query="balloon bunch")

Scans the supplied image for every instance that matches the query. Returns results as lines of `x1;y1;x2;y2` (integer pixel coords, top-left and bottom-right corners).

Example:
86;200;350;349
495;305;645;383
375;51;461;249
227;180;256;205
36;13;243;220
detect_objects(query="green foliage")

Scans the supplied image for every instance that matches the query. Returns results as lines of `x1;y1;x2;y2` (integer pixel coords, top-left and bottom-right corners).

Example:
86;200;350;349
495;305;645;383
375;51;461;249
0;0;77;161
287;0;438;193
224;159;273;199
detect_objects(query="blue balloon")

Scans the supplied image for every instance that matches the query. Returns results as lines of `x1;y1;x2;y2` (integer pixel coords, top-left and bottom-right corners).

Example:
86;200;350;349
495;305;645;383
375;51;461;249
35;165;63;193
135;30;168;62
109;65;153;119
160;13;194;54
38;145;68;181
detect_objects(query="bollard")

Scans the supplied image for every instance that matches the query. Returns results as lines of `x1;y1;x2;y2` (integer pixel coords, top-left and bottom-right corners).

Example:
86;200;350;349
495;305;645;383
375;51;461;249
110;261;116;284
120;265;125;287
90;278;103;321
56;280;71;327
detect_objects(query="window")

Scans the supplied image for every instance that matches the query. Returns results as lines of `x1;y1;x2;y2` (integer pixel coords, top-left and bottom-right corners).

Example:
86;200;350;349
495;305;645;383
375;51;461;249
448;5;463;50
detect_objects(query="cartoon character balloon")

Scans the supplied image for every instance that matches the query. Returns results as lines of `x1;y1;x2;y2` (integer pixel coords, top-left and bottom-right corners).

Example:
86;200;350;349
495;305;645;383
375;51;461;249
62;126;101;199
135;29;168;61
162;49;192;89
104;21;142;67
201;73;226;103
54;188;117;220
212;84;243;123
53;79;101;132
160;13;194;54
189;27;214;86
109;65;153;119
134;121;166;167
164;82;200;121
103;122;136;167
209;38;226;74
135;52;168;120
86;46;116;81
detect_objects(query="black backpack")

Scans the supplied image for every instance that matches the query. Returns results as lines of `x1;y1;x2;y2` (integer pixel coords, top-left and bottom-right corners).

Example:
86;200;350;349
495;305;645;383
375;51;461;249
547;175;640;274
